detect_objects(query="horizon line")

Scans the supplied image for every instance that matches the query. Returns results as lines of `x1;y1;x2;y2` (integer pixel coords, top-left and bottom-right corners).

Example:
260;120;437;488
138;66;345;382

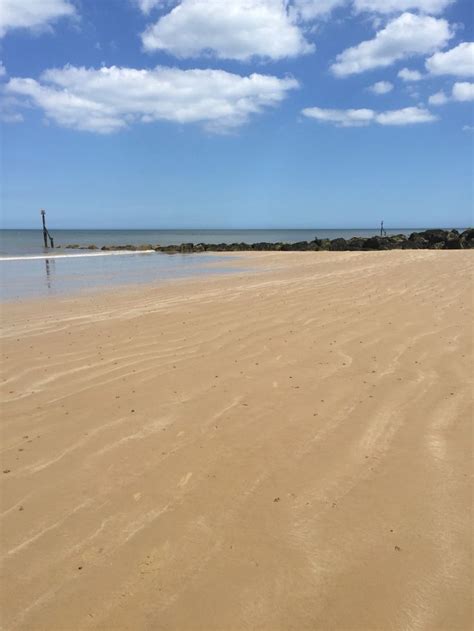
1;226;468;231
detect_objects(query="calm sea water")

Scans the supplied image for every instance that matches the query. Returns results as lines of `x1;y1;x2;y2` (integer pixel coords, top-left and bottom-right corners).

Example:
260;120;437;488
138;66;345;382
0;228;457;301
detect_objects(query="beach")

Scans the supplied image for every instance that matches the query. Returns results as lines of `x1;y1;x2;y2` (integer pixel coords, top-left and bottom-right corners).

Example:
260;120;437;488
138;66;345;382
0;249;472;630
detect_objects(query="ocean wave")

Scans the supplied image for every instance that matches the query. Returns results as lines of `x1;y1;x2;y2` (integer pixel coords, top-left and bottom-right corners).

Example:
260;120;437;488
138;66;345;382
0;250;156;262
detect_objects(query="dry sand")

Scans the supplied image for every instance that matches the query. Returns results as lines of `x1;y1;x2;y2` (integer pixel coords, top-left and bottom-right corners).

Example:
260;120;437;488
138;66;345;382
0;250;472;631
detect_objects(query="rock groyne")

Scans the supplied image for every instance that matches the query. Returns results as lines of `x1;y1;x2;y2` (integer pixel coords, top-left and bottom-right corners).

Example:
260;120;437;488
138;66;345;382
63;229;474;253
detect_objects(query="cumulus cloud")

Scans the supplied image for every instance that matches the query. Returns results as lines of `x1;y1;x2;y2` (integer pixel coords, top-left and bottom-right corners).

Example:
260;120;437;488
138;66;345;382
430;82;474;105
428;90;448;105
331;13;452;77
5;64;299;133
398;67;423;81
352;0;453;14
369;80;393;94
426;42;474;77
141;0;314;61
0;0;76;37
452;81;474;101
302;106;375;126
376;106;437;125
302;104;436;126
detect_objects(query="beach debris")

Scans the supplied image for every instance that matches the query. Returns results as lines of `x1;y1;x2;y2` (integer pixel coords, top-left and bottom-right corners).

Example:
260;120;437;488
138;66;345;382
273;497;280;503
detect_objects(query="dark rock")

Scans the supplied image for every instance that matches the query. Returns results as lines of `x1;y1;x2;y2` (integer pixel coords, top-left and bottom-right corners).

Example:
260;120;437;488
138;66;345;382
252;242;276;251
399;239;425;249
412;229;447;246
445;237;462;249
460;228;474;249
363;236;391;250
329;238;348;251
407;233;430;247
387;234;408;248
292;241;310;251
347;237;365;250
77;229;472;255
318;239;331;251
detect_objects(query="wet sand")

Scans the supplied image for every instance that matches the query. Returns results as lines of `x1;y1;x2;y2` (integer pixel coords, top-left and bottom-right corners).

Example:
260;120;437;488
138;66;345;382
1;250;472;630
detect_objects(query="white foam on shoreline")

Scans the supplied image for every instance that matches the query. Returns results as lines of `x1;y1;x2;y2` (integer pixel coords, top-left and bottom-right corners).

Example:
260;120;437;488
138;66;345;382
0;250;156;262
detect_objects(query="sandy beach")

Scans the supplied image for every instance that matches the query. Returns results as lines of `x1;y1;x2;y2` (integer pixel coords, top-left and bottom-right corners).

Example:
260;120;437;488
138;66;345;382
0;250;472;631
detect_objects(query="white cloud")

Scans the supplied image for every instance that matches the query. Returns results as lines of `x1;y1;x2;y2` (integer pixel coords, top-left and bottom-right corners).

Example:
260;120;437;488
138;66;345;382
428;90;448;105
0;0;76;37
463;125;474;132
302;106;375;126
302;104;436;126
0;62;6;78
429;82;474;105
135;0;165;13
331;13;452;77
5;64;299;133
353;0;453;15
398;67;423;81
426;42;474;77
141;0;314;60
376;106;437;124
452;81;474;102
369;80;393;94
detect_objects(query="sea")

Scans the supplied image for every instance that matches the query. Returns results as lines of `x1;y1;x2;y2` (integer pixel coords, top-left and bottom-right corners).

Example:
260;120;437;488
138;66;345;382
0;228;452;301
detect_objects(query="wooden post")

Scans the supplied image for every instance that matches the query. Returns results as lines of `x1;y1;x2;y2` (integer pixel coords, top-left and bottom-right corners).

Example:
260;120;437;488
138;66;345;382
41;209;48;248
40;209;54;248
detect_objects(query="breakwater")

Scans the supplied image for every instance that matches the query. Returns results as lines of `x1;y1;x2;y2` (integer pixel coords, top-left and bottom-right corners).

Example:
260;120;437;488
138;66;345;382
62;229;473;253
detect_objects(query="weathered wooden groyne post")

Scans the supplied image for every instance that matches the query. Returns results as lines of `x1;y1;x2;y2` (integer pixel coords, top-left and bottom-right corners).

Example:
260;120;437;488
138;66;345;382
40;209;54;248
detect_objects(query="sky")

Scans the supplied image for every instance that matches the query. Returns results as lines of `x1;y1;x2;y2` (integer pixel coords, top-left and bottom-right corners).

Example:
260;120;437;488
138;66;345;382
0;0;473;230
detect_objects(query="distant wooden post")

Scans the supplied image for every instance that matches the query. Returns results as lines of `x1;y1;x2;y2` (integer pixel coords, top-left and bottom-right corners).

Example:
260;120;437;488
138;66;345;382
40;209;54;248
41;209;48;247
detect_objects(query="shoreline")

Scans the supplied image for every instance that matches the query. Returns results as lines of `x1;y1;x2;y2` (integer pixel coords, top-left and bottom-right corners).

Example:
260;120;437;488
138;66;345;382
1;250;472;630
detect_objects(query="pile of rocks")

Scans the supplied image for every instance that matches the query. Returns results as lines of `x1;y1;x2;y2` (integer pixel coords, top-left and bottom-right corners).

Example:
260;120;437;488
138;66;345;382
63;229;474;254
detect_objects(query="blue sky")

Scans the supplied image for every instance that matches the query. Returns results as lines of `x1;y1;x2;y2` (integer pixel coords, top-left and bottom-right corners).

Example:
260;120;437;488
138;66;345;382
1;0;473;229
